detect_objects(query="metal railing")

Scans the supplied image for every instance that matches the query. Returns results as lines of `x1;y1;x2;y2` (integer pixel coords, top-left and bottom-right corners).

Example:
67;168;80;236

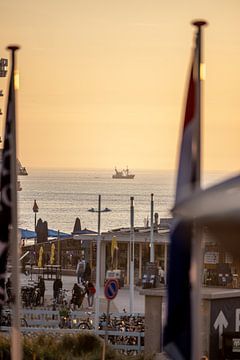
0;326;144;353
0;309;145;354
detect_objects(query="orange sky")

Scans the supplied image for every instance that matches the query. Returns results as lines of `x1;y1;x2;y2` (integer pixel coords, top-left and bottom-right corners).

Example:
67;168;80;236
1;0;240;173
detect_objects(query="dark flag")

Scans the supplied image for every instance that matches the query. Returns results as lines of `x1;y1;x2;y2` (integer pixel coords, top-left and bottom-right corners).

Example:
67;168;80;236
164;220;192;359
164;22;206;360
0;47;18;306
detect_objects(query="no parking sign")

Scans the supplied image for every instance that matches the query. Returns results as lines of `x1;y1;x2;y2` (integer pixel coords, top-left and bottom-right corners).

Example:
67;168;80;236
103;279;119;355
104;279;118;301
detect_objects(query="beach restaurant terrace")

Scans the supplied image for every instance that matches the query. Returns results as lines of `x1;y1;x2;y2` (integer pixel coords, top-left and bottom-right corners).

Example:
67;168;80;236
73;218;171;286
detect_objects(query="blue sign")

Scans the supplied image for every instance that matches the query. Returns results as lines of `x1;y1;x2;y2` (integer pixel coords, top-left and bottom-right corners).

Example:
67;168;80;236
104;279;118;300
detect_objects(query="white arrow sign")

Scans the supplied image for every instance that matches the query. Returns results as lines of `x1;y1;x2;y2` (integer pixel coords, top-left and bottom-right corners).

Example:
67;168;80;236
214;310;228;349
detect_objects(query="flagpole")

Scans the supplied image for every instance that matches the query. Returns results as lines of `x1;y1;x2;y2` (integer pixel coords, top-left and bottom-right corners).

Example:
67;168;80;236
95;194;101;331
7;45;22;360
150;193;154;262
191;21;207;360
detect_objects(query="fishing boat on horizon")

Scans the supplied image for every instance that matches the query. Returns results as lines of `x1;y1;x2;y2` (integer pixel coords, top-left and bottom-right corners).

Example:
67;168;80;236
112;166;135;179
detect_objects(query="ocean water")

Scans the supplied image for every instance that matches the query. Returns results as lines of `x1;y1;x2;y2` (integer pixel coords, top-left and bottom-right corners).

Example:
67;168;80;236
18;168;231;234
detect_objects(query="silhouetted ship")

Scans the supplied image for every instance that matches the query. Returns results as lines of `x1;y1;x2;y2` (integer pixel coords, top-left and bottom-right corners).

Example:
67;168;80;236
17;159;28;176
0;150;26;191
0;149;28;176
112;167;135;179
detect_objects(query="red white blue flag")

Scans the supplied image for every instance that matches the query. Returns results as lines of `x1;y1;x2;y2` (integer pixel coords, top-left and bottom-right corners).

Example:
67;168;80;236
175;43;200;205
164;27;201;360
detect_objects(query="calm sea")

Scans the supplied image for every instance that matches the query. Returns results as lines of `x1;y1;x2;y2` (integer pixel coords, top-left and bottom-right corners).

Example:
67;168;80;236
18;168;230;234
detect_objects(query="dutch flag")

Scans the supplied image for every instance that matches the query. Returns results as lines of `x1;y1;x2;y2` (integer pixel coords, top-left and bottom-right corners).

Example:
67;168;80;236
164;22;206;360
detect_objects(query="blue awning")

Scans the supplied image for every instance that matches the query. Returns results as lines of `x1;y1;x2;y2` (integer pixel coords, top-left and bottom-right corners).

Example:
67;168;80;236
19;228;37;239
48;229;72;238
72;228;98;235
19;228;72;239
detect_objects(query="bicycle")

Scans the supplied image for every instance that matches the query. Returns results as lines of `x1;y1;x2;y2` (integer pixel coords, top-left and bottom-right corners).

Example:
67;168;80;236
0;310;28;328
58;310;94;329
77;316;93;330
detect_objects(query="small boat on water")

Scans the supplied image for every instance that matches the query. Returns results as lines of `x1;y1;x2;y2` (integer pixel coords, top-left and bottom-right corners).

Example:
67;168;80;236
112;167;135;179
88;207;111;212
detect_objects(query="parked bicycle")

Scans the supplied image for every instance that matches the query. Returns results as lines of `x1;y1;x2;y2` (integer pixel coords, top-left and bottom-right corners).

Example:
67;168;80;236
77;313;94;329
98;312;145;353
0;309;28;328
59;309;93;329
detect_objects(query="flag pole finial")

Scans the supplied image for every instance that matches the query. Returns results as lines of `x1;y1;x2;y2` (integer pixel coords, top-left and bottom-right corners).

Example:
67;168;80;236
192;20;208;27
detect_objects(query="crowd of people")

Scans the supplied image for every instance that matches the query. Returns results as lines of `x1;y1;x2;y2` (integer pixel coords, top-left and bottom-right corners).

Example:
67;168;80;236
51;259;96;309
5;258;96;310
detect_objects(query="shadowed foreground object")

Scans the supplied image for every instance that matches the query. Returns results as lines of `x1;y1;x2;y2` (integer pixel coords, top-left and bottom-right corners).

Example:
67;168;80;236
173;174;240;258
206;217;240;258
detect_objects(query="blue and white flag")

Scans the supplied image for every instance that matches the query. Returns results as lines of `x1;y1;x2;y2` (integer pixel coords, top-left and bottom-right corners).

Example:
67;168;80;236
164;26;201;360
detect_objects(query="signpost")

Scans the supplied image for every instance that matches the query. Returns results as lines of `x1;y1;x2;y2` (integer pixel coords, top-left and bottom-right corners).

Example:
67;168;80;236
87;195;111;332
104;278;118;301
102;279;118;360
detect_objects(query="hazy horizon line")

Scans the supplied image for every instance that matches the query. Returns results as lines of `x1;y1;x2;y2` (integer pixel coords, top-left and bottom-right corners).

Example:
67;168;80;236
25;165;236;174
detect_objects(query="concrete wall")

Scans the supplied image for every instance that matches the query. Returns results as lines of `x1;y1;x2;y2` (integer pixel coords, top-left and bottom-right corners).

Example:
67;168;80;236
140;287;240;359
140;288;165;355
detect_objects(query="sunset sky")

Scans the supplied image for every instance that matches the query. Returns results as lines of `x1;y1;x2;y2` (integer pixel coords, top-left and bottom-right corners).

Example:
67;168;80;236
1;0;240;173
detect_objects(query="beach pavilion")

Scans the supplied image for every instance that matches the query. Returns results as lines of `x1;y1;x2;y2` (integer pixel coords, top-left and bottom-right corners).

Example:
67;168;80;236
20;216;240;289
73;218;171;286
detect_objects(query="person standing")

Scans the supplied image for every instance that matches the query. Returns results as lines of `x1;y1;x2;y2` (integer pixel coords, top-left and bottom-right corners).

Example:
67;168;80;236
76;257;85;284
53;276;63;303
158;266;165;284
86;281;96;308
71;283;84;309
38;277;45;305
83;262;91;282
6;277;12;304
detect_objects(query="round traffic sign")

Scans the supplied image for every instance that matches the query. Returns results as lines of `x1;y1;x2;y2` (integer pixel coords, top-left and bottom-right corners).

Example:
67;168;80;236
104;279;118;300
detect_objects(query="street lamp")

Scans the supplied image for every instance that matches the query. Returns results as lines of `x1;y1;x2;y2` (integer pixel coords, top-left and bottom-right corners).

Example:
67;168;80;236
150;193;154;262
130;197;134;313
33;200;39;265
88;194;111;331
